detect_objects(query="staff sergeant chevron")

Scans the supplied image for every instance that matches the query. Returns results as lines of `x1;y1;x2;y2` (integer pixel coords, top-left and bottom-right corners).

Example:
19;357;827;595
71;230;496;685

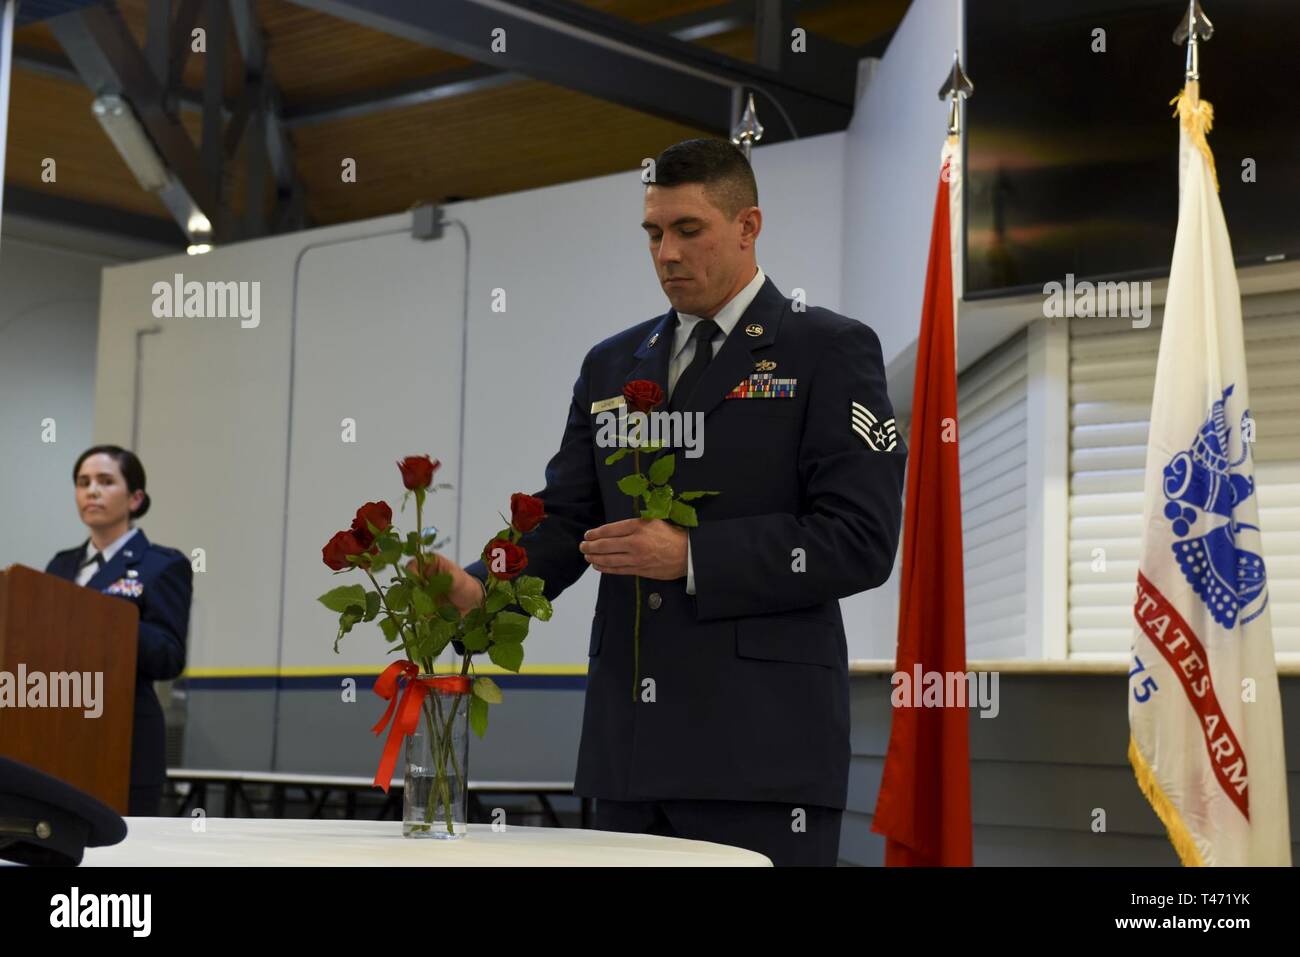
851;400;898;452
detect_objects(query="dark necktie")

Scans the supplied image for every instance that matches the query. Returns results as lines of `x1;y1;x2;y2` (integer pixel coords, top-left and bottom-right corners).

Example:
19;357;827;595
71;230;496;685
79;552;105;573
670;319;721;412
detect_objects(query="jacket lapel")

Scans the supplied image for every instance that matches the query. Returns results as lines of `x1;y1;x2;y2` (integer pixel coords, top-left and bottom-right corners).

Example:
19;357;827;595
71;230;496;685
623;275;788;420
86;529;149;592
624;311;675;402
673;275;787;420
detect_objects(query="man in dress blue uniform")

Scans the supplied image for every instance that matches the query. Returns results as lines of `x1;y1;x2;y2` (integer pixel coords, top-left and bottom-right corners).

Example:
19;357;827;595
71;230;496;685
438;138;906;865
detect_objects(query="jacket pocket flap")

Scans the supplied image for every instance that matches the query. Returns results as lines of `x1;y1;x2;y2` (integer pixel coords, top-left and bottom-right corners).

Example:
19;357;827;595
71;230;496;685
735;615;840;668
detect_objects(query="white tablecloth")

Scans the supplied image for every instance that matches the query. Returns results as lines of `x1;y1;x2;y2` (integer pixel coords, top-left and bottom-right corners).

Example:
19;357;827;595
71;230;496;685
81;818;771;867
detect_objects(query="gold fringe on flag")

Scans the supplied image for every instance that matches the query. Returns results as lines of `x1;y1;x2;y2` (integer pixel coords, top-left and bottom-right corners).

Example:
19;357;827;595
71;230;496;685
1171;86;1220;193
1128;735;1205;867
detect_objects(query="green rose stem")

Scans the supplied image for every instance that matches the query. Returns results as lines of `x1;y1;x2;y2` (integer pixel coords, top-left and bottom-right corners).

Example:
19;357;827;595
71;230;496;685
360;565;444;831
423;549;488;836
362;568;420;667
424;565;486;834
414;488;426;579
421;515;466;836
632;448;644;703
426;695;454;833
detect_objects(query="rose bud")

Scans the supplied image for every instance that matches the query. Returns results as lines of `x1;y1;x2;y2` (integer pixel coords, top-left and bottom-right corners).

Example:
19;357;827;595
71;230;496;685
398;455;440;490
322;530;366;571
623;379;664;414
482;538;528;580
350;501;393;548
510;493;546;533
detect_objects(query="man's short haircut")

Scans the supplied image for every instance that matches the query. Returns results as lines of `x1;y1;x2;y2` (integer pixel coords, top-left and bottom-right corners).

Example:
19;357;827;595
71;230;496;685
650;138;758;220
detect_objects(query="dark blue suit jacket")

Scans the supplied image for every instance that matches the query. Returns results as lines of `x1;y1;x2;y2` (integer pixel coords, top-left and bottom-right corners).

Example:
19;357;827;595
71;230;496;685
464;275;907;809
46;529;193;811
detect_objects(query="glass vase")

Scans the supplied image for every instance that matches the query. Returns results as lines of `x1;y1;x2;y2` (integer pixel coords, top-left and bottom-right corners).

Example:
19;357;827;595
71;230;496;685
403;677;471;839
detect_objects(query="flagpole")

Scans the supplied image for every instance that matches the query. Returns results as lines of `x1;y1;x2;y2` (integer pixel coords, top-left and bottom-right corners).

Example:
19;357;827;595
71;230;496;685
938;49;973;142
1174;0;1214;109
1131;0;1292;866
938;52;972;335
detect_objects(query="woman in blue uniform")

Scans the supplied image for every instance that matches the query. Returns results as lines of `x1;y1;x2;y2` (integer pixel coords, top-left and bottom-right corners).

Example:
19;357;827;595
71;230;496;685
45;445;193;817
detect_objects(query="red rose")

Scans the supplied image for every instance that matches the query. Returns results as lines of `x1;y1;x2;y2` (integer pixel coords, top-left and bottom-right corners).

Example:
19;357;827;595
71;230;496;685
350;501;392;548
510;493;546;533
482;538;528;580
398;455;440;490
623;379;664;414
322;530;366;571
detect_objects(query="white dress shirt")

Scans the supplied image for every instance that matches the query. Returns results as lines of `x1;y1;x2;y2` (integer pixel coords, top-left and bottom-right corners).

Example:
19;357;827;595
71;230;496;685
668;265;766;595
76;526;141;587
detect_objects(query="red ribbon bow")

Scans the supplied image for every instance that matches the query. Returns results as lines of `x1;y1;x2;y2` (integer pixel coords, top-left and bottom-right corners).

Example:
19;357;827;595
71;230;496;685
371;661;472;792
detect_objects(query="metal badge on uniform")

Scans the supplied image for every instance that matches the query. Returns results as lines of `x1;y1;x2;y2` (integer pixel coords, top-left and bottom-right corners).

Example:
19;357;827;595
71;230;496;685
105;578;144;598
851;401;898;451
744;323;763;337
591;395;627;414
648;332;660;347
726;372;797;399
754;359;777;372
126;569;139;578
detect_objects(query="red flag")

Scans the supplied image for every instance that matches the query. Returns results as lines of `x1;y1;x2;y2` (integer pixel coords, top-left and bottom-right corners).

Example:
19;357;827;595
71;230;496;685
871;140;972;866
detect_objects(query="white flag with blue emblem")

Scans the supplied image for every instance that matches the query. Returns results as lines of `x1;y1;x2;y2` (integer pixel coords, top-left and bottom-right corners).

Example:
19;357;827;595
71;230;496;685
1129;85;1291;866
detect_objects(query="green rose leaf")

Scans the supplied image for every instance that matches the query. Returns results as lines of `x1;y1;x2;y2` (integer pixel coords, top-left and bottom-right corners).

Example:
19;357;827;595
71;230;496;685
319;584;367;613
518;594;552;621
379;616;401;643
645;486;672;518
461;626;489;652
488;640;524;673
473;675;503;704
485;586;513;614
604;448;630;465
648;454;675;485
677;490;720;501
332;605;364;652
386;581;411;612
363;591;381;622
669;500;699;527
410;587;435;617
428;618;457;656
468;695;489;738
408;619;430;659
463;607;484;630
515;575;544;597
437;603;460;622
424;573;452;597
491;611;530;643
617;473;649;498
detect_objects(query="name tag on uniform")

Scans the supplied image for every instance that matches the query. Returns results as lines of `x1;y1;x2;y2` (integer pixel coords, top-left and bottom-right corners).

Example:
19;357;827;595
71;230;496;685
105;578;144;598
591;395;627;414
726;373;797;399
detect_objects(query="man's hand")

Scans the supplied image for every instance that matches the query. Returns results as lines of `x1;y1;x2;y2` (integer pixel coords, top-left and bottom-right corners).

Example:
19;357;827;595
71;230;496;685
406;553;484;615
579;519;687;580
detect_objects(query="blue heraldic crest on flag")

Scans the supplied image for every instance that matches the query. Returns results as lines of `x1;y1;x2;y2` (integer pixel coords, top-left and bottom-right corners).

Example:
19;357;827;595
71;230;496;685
1160;384;1269;628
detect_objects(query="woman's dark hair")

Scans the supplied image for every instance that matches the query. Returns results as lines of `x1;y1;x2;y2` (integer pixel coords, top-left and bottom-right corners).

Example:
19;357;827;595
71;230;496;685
72;445;151;519
650;138;759;219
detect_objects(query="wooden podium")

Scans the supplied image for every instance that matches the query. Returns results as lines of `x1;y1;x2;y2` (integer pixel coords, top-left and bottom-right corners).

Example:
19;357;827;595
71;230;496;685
0;565;139;813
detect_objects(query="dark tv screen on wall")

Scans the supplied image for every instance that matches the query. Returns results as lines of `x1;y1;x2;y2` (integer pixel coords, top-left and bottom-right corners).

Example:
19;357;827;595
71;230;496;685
964;0;1300;297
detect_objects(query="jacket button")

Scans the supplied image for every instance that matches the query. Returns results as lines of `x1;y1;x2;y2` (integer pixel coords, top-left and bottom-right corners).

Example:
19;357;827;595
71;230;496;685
648;592;662;610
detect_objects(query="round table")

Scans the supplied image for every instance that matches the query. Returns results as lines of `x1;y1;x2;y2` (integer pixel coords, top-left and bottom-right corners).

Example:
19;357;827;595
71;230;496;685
80;817;772;866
